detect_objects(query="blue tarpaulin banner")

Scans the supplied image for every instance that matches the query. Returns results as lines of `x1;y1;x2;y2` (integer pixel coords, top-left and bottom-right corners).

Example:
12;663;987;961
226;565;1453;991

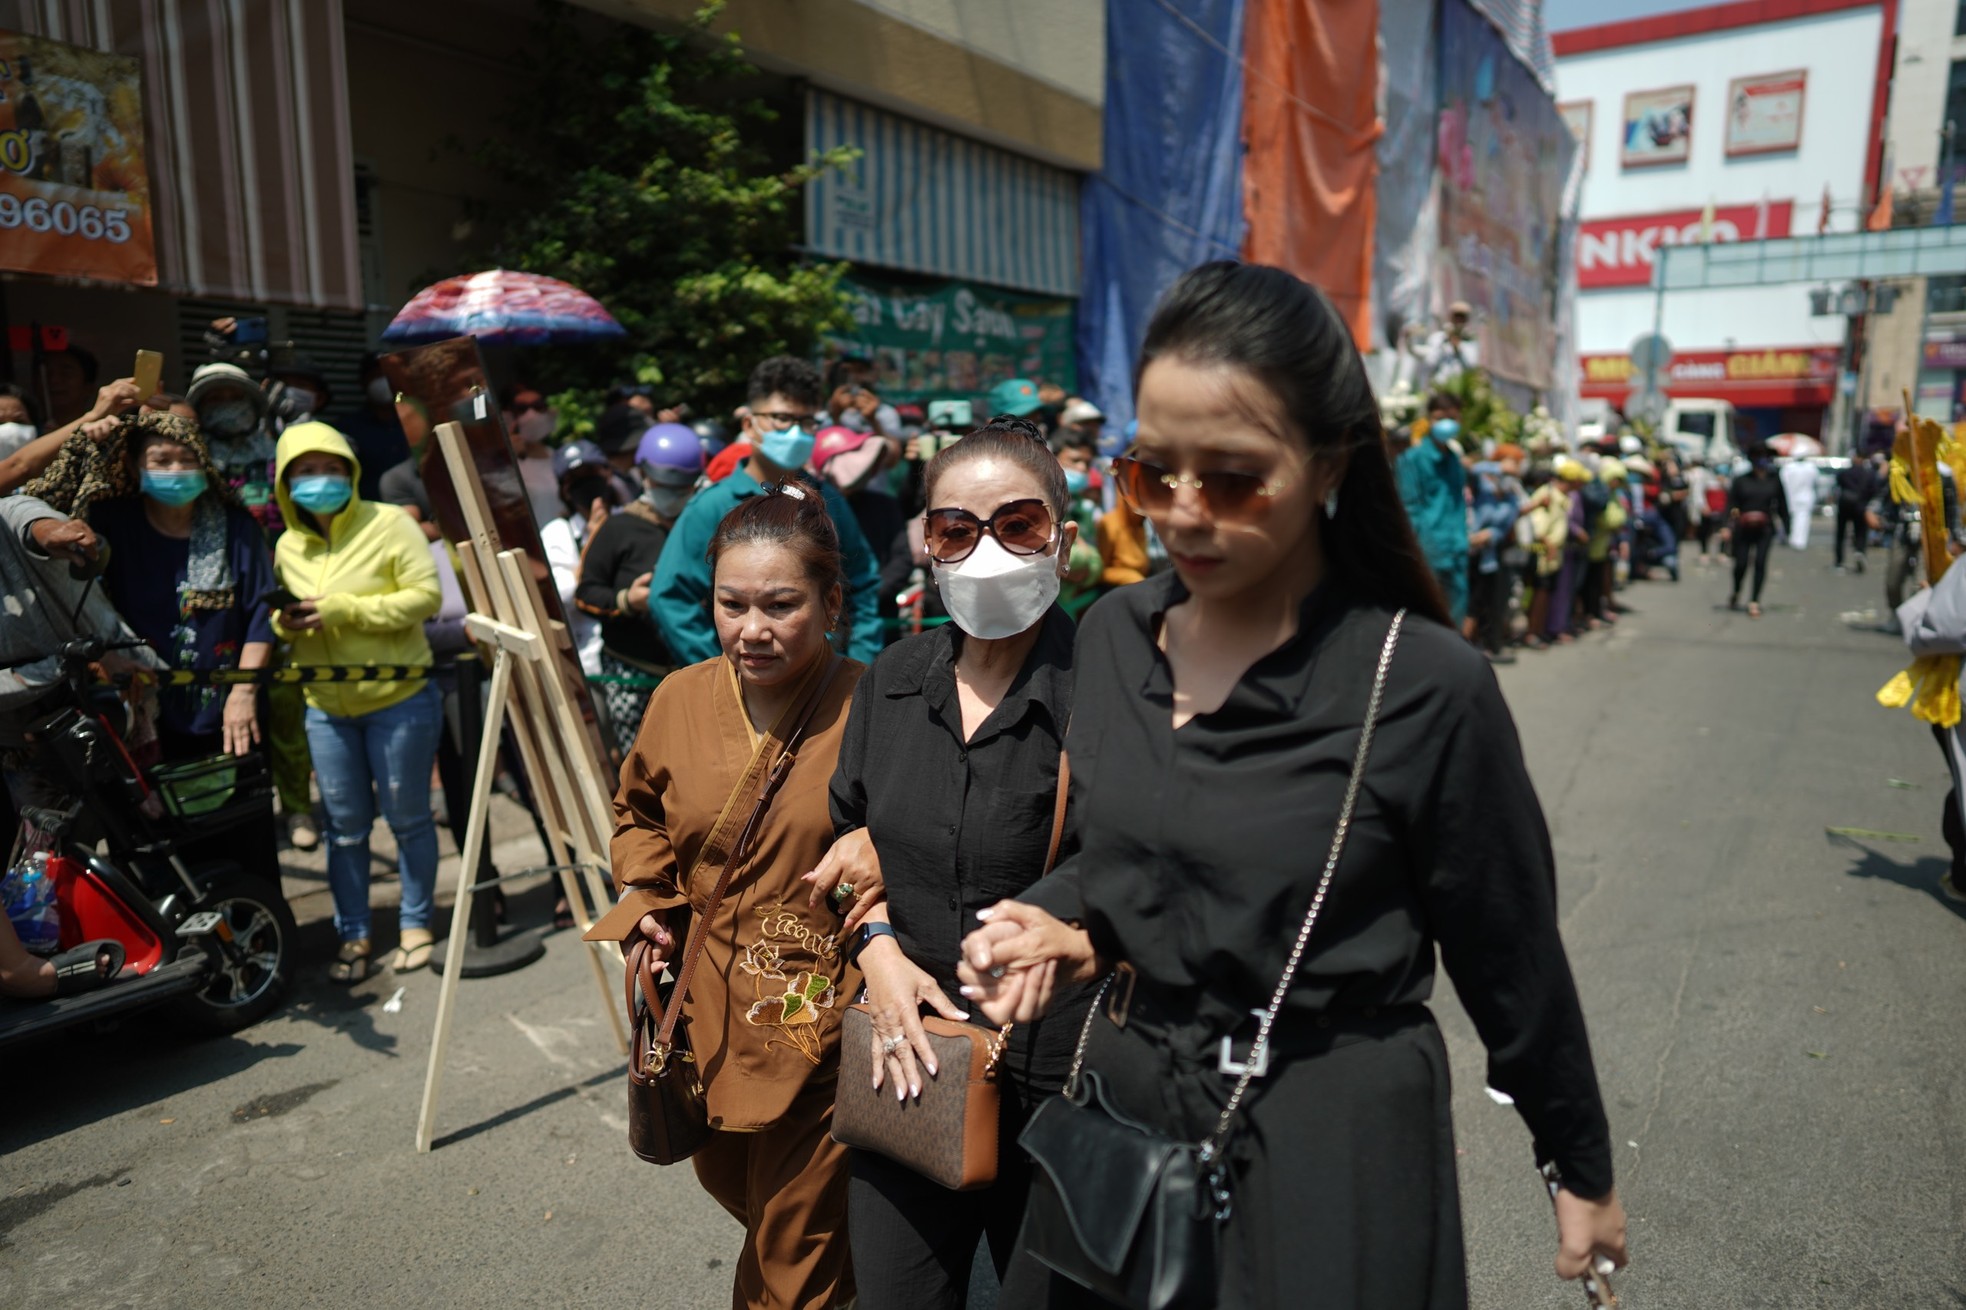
1076;0;1247;435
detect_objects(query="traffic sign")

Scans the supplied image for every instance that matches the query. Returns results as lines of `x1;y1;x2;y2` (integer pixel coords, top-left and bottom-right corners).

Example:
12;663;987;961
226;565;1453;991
1630;333;1674;374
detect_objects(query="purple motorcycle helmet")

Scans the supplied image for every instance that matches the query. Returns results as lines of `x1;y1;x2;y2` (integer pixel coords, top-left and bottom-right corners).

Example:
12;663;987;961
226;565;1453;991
636;423;706;488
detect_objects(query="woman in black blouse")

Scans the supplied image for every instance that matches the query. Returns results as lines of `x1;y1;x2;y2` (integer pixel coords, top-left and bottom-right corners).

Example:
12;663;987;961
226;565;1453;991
957;263;1627;1308
811;416;1091;1309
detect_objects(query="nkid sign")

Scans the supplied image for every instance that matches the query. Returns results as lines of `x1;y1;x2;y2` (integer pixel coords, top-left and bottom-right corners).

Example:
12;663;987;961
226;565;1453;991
1576;201;1793;290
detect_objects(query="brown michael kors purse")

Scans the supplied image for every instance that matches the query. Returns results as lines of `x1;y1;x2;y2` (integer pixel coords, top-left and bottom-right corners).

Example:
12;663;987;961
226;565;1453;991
830;752;1071;1190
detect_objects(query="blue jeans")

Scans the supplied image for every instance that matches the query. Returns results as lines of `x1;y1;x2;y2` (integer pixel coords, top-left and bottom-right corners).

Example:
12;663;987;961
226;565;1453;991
304;682;443;943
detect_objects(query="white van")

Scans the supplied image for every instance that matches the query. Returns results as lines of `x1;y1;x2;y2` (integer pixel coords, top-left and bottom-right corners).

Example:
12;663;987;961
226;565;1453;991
1661;398;1744;469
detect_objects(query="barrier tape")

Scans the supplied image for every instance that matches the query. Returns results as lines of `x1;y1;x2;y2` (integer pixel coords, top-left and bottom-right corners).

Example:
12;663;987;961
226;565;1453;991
151;665;430;687
144;614;955;693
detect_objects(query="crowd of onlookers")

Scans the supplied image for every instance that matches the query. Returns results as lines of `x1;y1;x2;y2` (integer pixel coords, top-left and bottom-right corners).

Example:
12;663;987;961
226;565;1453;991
18;310;1907;990
1388;390;1888;654
0;331;1149;984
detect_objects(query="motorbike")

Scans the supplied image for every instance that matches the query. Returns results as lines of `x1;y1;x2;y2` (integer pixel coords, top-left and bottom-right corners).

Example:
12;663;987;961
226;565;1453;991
0;632;297;1048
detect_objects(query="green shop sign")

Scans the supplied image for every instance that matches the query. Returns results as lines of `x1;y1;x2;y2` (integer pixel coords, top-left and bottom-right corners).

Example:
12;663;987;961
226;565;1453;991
820;276;1077;407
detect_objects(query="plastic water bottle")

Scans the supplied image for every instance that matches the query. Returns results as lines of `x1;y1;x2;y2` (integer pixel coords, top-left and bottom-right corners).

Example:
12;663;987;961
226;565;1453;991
2;851;60;955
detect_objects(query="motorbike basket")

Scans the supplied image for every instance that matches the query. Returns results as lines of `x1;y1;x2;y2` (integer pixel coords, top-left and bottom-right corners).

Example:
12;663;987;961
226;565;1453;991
150;752;271;825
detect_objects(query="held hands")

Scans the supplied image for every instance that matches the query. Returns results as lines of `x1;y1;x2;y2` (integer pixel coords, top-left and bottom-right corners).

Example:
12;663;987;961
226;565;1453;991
859;932;967;1102
1553;1186;1629;1287
956;900;1099;1025
803;827;886;933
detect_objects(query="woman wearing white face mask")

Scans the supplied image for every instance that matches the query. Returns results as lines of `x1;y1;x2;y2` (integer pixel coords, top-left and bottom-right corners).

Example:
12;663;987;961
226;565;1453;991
810;414;1091;1309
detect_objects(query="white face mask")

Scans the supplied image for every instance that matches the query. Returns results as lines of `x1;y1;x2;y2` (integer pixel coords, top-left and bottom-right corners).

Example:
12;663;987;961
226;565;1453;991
0;420;35;451
513;409;557;443
932;533;1061;640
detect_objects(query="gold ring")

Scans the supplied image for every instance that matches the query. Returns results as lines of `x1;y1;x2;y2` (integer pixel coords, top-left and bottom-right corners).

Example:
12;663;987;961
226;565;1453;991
831;881;855;903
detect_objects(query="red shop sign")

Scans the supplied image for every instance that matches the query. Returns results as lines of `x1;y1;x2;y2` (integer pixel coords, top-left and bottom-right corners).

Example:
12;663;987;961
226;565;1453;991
1580;344;1839;406
1576;200;1794;289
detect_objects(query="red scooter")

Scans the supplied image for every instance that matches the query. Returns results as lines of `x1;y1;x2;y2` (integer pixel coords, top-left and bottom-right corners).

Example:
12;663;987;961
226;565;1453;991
0;632;297;1047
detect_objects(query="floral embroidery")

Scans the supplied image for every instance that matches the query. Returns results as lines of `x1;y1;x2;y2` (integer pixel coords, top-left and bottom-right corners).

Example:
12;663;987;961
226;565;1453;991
744;971;836;1064
737;940;786;980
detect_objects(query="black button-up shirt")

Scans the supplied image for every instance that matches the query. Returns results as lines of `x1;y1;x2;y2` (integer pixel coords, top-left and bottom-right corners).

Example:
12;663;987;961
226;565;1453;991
1019;572;1615;1197
830;606;1089;1093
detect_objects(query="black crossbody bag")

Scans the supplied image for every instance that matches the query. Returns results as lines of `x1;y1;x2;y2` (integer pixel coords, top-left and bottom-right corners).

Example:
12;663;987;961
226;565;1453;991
1017;610;1406;1310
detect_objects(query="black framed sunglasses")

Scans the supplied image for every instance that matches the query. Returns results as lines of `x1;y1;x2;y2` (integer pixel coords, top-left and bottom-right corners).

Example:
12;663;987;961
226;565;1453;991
923;498;1056;564
1112;454;1294;524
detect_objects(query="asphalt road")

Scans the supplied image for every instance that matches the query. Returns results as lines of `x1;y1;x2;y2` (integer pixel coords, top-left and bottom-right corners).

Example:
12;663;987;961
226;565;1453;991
4;527;1964;1308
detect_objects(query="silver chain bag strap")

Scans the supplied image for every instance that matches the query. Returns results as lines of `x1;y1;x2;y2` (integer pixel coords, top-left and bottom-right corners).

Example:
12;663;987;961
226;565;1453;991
1017;609;1406;1310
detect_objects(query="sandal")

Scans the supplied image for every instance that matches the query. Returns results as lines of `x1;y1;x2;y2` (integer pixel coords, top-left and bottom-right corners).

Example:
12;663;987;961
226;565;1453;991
390;928;435;973
1748;602;1762;619
52;940;125;997
553;898;575;932
328;938;371;985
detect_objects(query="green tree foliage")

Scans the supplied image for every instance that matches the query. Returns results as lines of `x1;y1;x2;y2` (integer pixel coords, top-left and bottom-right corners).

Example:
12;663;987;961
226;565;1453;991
464;1;856;429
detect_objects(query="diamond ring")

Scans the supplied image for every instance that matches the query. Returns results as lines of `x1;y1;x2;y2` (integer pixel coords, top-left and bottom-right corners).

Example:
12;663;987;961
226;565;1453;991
881;1035;905;1054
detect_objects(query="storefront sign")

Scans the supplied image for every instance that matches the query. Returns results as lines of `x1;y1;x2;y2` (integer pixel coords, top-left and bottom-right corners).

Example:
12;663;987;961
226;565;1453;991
0;30;155;285
1622;85;1694;168
1923;337;1966;369
821;276;1076;406
1577;201;1794;289
1580;344;1839;407
1725;71;1806;157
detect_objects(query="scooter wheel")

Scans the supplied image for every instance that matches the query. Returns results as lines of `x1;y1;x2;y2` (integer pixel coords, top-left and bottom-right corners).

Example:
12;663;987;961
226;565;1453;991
169;875;298;1034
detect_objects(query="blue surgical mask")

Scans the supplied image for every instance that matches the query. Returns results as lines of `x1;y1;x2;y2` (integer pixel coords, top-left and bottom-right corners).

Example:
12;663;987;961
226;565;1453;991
290;473;353;515
1063;468;1090;497
757;424;816;471
141;469;207;507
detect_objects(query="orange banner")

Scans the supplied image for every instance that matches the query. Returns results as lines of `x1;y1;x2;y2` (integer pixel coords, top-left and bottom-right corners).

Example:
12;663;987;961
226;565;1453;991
0;30;156;286
1240;0;1381;350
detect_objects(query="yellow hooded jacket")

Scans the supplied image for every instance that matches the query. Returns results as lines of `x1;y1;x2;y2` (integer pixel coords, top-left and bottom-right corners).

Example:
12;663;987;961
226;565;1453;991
271;421;438;718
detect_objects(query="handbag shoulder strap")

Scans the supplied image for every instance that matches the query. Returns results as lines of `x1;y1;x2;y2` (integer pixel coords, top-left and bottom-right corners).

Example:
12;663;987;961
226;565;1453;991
981;745;1073;1079
656;655;844;1050
1043;750;1071;875
1057;610;1408;1147
1200;609;1405;1160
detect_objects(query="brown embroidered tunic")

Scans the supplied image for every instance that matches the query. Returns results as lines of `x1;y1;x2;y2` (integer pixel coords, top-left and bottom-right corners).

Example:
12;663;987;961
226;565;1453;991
590;654;865;1130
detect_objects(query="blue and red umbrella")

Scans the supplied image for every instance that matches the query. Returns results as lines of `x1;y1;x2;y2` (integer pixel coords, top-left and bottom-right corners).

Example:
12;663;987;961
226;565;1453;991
380;269;626;346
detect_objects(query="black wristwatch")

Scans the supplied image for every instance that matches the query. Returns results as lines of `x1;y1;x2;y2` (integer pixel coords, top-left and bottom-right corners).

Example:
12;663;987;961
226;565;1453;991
848;921;898;966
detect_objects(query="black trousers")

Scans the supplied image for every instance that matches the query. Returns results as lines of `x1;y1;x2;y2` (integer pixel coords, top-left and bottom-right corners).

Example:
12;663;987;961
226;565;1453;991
848;1077;1047;1310
1732;528;1773;602
1834;502;1867;567
1469;565;1512;653
1003;1003;1466;1310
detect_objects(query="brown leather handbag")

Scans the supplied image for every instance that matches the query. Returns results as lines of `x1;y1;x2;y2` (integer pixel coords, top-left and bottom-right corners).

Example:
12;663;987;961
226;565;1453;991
830;752;1071;1190
625;657;842;1166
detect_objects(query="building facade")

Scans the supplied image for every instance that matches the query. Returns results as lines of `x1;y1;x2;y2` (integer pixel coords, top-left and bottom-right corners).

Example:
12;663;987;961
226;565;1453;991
1553;0;1892;443
0;0;1099;415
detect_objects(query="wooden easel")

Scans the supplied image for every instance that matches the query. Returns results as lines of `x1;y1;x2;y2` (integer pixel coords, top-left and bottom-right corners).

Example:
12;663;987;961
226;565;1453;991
416;422;627;1152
